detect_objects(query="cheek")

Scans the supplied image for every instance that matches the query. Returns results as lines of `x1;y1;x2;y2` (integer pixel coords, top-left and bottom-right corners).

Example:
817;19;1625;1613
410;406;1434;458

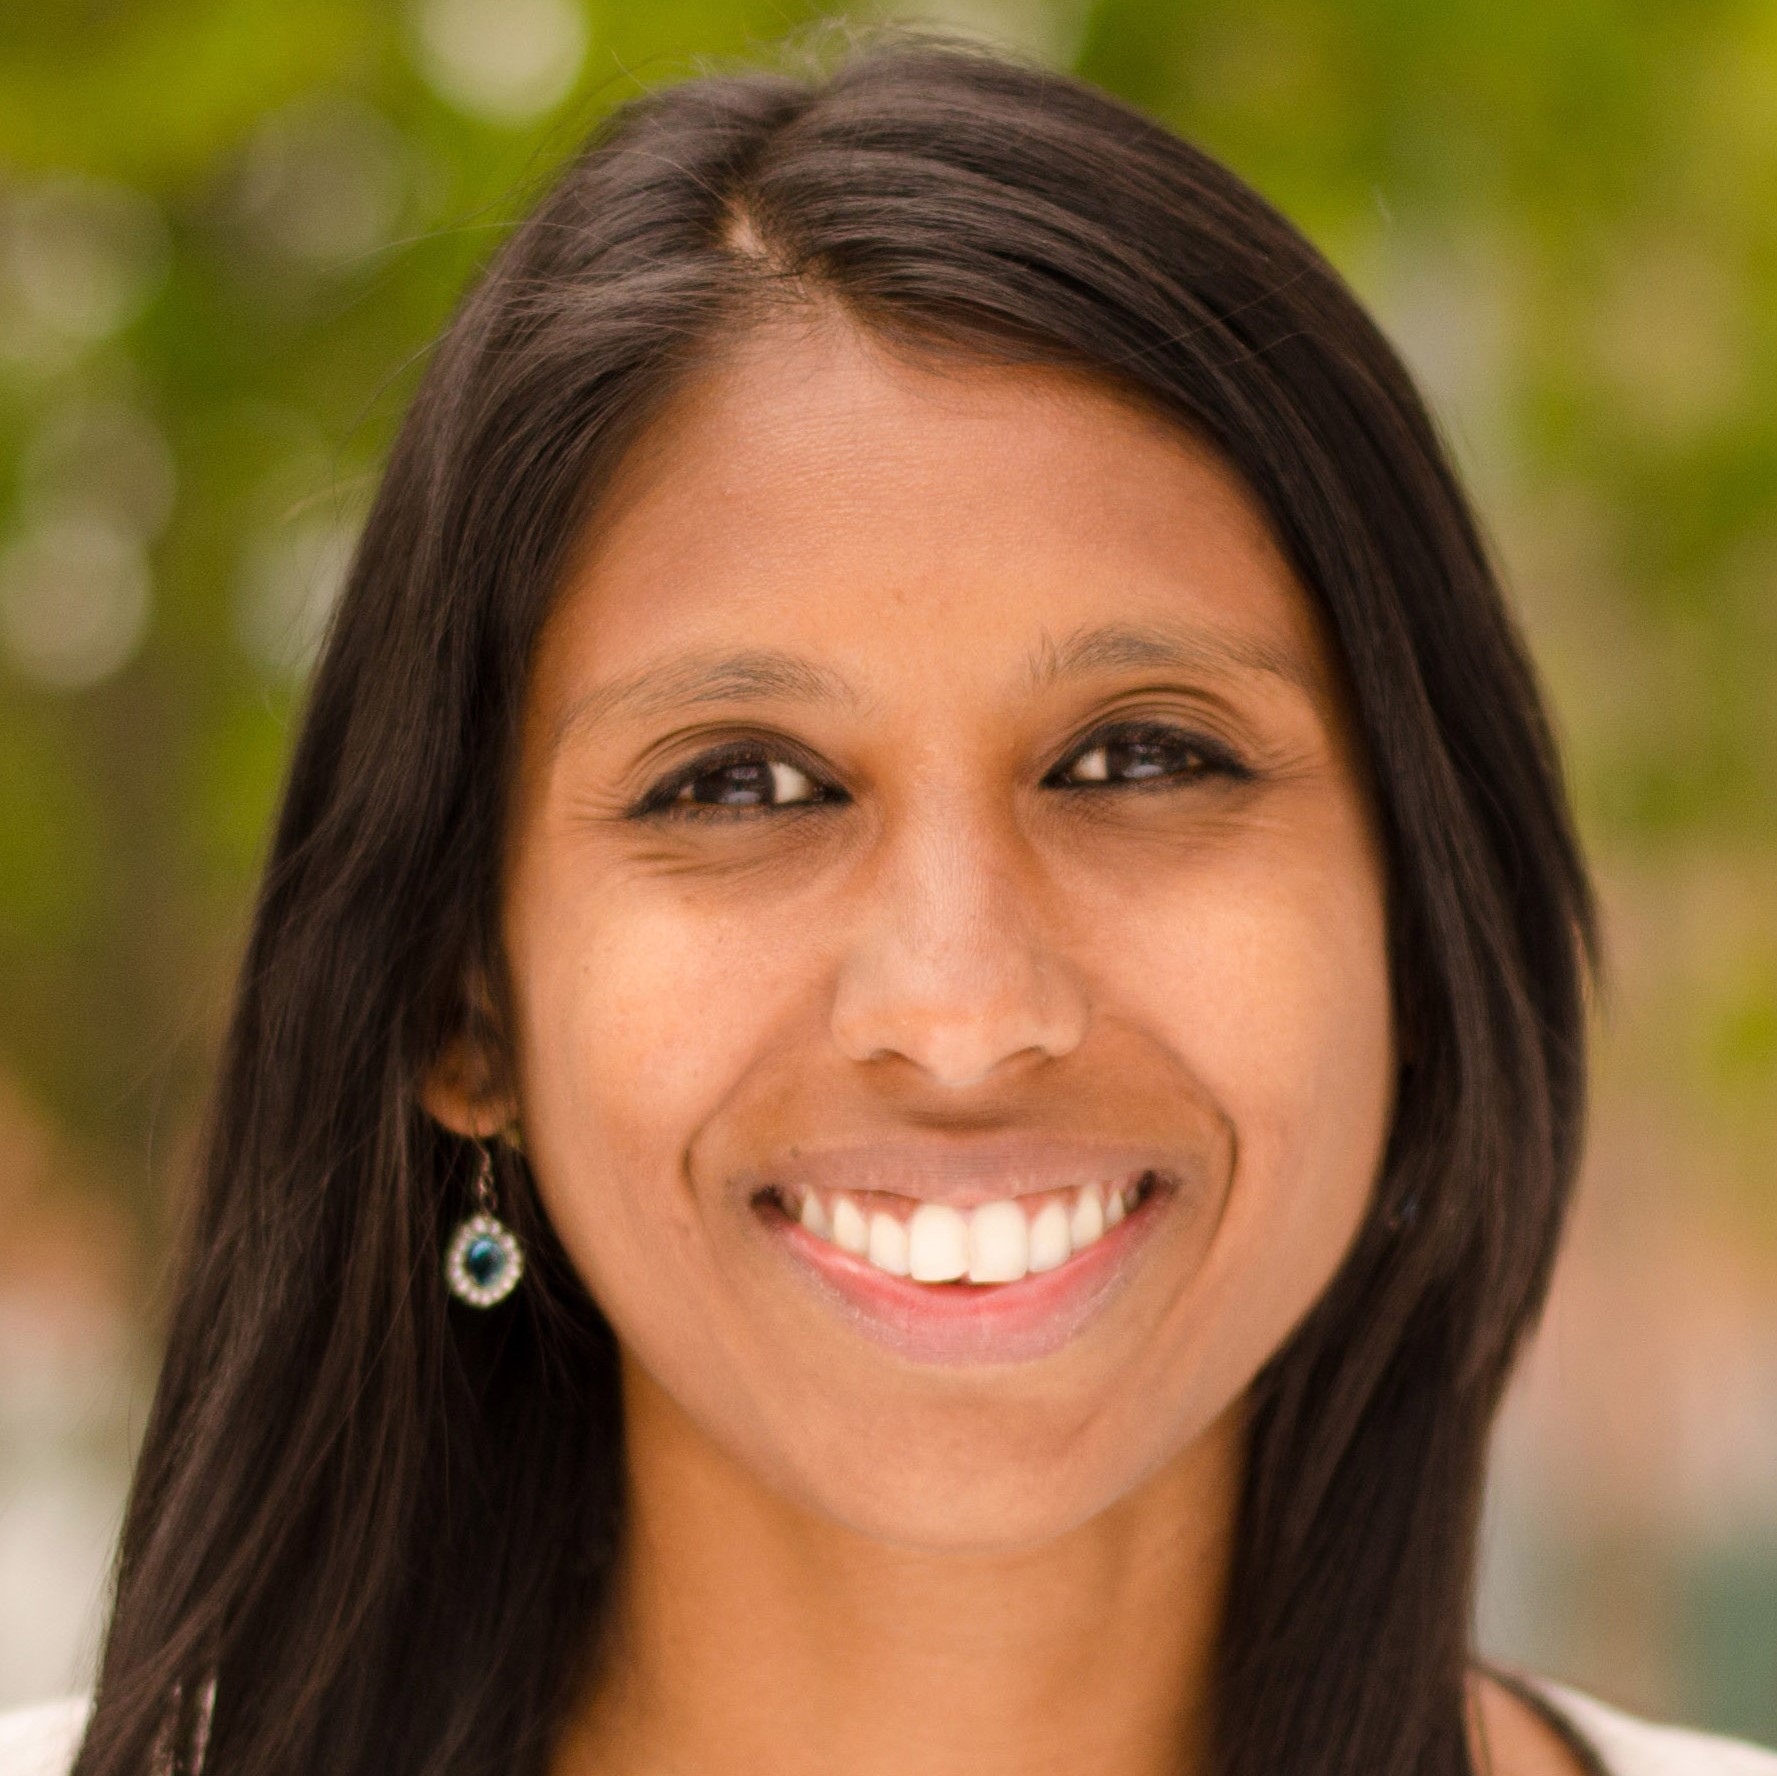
501;850;812;1319
1102;819;1394;1391
505;885;815;1517
1140;864;1392;1188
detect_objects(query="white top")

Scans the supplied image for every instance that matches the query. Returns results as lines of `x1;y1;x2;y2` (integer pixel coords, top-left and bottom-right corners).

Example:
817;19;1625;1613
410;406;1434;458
1530;1680;1777;1776
2;1676;1774;1774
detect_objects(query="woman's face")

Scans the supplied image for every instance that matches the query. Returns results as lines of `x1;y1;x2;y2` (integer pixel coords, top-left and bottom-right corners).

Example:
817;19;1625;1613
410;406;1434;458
487;317;1395;1550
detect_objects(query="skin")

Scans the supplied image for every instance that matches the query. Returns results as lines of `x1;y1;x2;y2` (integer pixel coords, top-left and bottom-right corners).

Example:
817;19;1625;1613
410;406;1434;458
427;313;1585;1776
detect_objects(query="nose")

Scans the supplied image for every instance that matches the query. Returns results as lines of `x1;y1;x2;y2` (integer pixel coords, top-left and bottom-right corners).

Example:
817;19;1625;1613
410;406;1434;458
828;808;1089;1090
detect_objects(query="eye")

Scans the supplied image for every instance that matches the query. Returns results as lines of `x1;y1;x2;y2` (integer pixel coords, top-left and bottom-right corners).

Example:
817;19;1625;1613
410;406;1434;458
1045;721;1246;790
634;744;835;820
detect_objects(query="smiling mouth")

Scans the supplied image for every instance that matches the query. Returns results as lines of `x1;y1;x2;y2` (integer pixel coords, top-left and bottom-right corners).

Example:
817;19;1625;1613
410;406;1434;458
760;1171;1170;1287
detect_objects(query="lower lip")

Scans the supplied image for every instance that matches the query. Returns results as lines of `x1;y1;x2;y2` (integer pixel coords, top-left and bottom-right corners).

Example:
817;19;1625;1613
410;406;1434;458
757;1176;1175;1365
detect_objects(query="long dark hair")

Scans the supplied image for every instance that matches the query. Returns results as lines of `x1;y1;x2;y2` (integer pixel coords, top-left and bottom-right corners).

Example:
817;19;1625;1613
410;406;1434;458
75;37;1597;1776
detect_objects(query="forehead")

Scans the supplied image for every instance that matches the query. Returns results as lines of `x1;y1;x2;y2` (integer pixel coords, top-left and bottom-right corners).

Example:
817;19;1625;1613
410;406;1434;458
535;315;1340;724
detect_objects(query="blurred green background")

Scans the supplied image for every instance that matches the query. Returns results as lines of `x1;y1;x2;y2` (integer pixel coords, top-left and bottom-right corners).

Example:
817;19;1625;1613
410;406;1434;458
1;0;1773;1736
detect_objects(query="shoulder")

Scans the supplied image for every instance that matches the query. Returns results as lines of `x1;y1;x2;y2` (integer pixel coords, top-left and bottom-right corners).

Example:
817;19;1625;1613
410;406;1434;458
0;1696;88;1776
1521;1673;1777;1776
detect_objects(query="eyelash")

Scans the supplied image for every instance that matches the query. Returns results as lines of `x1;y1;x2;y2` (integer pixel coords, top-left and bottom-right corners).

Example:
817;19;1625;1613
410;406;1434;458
629;722;1253;822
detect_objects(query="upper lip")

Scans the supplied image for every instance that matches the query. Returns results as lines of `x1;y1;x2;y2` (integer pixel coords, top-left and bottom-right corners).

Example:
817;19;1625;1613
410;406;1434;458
740;1133;1179;1210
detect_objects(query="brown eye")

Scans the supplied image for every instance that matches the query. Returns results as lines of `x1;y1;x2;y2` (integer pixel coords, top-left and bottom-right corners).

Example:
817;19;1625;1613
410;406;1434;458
1051;724;1241;789
674;758;813;809
639;749;830;819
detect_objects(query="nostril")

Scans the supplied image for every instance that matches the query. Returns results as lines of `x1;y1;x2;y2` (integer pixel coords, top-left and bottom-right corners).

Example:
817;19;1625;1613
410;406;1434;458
827;931;1091;1083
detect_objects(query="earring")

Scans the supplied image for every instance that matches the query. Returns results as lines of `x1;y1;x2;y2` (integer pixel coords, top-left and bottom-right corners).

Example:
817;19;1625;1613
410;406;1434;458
444;1142;524;1307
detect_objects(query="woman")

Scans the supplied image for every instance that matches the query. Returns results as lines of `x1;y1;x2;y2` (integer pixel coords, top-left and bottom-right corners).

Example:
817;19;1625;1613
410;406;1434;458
7;36;1773;1776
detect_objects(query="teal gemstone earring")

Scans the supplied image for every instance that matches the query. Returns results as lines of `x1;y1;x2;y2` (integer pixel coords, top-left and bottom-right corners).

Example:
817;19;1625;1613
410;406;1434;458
444;1142;524;1308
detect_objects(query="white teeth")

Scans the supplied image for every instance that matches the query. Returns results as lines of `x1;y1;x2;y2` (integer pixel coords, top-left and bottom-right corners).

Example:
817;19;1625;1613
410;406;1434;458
967;1199;1029;1283
866;1210;910;1276
906;1202;970;1282
1026;1199;1071;1272
793;1174;1148;1283
831;1194;870;1256
1068;1181;1105;1249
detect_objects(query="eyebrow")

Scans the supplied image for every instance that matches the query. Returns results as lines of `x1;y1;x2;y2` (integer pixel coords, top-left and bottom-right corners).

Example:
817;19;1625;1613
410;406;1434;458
553;650;861;749
551;619;1321;752
1026;620;1323;700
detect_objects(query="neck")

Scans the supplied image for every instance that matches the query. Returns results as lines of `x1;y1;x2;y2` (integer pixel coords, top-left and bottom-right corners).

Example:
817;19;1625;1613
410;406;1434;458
556;1361;1245;1776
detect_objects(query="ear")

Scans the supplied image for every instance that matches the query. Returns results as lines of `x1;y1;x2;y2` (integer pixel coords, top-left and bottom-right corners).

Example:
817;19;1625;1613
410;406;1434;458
420;972;518;1142
421;1040;516;1141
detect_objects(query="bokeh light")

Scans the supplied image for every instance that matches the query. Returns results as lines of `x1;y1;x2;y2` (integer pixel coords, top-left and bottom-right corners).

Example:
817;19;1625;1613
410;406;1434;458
409;0;590;125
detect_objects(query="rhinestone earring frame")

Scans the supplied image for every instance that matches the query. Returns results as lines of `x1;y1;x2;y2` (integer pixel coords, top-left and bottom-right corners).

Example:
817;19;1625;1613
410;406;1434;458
444;1142;524;1308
